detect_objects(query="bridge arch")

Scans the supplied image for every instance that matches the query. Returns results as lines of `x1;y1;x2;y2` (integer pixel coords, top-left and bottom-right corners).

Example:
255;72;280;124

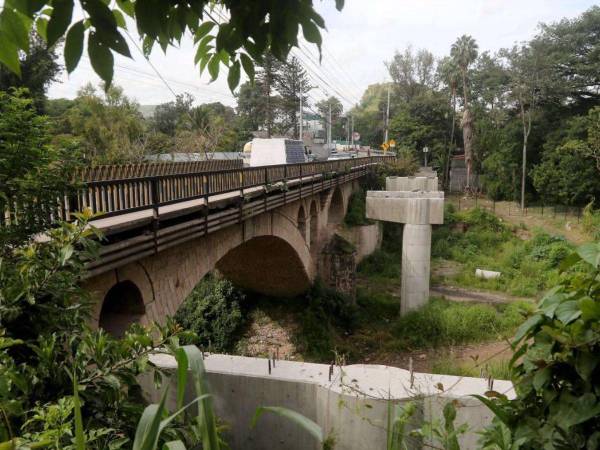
297;205;307;241
309;200;318;248
328;187;345;225
215;235;311;297
99;280;145;337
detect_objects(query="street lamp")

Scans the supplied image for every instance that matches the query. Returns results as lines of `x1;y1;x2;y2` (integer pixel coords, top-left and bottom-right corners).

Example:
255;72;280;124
423;146;429;167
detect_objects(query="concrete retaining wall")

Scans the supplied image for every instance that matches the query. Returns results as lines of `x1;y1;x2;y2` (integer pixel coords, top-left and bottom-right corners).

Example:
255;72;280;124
338;222;383;263
144;354;513;450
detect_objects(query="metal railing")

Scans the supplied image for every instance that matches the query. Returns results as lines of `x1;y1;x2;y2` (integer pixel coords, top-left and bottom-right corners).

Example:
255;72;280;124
2;156;394;227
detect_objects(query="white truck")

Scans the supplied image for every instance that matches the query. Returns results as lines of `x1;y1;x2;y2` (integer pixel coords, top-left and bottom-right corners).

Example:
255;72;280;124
248;138;307;166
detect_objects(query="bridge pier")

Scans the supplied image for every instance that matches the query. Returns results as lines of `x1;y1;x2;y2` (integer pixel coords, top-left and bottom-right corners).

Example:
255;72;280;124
366;177;444;315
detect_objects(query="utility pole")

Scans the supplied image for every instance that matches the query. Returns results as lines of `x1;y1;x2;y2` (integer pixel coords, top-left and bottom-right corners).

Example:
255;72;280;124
384;84;390;143
346;116;350;150
327;101;332;149
299;91;303;141
351;115;355;150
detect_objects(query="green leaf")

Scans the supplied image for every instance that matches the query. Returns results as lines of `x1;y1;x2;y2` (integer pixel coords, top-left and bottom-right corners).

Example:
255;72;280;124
533;366;551;391
47;0;74;47
301;19;322;50
0;8;31;52
163;441;186;450
0;38;20;76
555;300;581;324
116;0;135;17
252;406;324;444
104;29;132;58
36;17;48;40
512;314;542;344
240;53;254;81
88;31;114;87
73;375;85;450
113;9;127;28
133;388;169;450
575;351;598;380
193;21;215;43
227;60;240;91
335;0;345;11
580;297;600;321
472;395;511;426
174;347;188;410
577;242;600;268
207;53;220;81
64;21;84;73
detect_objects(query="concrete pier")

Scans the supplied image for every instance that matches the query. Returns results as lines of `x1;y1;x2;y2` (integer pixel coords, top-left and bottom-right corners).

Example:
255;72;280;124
366;177;444;314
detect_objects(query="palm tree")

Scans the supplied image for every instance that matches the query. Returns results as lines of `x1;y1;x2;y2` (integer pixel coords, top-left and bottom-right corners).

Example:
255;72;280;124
451;35;478;190
439;57;461;190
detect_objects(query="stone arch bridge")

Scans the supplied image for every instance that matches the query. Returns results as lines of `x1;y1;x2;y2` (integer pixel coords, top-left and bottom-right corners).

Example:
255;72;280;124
72;157;392;336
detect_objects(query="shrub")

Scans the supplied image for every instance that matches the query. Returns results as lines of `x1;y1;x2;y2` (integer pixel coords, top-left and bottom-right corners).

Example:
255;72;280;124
344;188;373;226
478;242;600;449
175;276;246;352
357;249;401;279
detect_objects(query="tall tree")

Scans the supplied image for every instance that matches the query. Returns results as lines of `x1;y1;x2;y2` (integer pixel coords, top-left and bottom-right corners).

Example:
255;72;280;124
0;32;60;112
152;93;194;137
438;57;461;189
255;52;283;137
273;56;312;138
451;35;478;190
501;43;550;209
386;46;436;103
316;96;344;140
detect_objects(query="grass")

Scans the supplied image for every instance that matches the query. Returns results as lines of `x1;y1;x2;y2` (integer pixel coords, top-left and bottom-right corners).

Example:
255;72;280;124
432;206;573;297
431;358;512;380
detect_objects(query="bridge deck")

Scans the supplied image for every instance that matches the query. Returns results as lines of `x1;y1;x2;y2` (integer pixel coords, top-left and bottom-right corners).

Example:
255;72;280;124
89;174;323;235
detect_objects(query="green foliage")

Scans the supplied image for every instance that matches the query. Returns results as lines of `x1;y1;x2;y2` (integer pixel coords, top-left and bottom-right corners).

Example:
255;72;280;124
477;242;600;449
0;211;183;449
357;249;401;279
582;201;600;240
433;207;572;297
391;298;529;350
298;281;357;361
0;32;60;113
0;89;81;251
431;359;512;380
0;0;344;90
61;83;147;163
344;188;373;226
174;276;245;353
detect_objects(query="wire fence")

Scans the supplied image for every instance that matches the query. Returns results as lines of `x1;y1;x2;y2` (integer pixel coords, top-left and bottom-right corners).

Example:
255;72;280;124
449;194;585;224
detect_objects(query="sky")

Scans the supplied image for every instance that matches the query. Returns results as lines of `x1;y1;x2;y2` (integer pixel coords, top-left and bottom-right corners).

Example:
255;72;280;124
47;0;597;111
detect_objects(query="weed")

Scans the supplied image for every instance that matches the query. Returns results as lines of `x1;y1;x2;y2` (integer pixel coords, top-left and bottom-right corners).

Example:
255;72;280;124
431;358;512;380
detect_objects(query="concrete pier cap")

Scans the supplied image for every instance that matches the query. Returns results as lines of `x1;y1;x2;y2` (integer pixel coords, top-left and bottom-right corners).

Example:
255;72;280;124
365;177;444;315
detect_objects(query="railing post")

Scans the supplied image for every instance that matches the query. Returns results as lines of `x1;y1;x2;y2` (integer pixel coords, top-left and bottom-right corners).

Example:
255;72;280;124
150;177;160;253
239;169;244;223
299;163;302;199
283;164;288;204
203;174;209;235
264;167;268;213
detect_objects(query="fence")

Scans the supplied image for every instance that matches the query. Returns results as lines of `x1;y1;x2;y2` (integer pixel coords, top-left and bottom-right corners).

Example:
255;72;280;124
449;194;585;223
1;156;395;227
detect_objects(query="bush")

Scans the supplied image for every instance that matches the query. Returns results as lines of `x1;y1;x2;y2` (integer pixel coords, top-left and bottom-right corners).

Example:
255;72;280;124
357;249;401;279
298;281;357;361
344;188;373;226
175;276;246;352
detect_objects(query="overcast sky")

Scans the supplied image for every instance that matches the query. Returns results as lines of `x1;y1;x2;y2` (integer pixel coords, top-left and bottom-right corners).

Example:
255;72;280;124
47;0;596;110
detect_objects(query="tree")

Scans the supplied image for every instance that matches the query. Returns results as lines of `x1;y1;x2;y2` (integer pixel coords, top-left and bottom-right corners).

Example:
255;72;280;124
0;89;80;250
316;96;344;140
64;83;147;163
152;93;194;137
500;43;550;209
386;45;436;103
236;80;267;132
451;35;478;190
273;56;312;138
255;52;284;137
438;57;461;189
0;32;60;112
0;0;344;91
